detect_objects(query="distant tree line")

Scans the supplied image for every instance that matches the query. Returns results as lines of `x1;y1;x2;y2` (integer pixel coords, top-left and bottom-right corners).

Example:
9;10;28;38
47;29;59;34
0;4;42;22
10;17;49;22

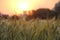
26;1;60;21
0;1;60;21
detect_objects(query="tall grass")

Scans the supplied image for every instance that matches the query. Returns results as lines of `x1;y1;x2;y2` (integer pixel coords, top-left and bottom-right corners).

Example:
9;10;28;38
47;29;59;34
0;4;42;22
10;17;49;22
0;18;60;40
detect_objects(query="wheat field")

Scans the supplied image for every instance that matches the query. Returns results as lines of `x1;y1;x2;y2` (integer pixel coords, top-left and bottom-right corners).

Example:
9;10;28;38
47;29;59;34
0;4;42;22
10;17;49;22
0;17;60;40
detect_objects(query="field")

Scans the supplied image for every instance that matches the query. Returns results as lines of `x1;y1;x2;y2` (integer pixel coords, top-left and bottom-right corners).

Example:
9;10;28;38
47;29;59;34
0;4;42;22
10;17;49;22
0;17;60;40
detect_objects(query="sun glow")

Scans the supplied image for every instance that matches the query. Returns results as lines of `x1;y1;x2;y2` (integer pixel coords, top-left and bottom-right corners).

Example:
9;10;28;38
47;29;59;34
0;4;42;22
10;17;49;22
13;1;31;15
17;1;29;11
6;0;34;15
19;2;28;10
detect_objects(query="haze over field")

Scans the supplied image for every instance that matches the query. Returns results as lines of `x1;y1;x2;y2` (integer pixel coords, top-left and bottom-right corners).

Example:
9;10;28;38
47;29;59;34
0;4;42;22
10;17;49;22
0;0;59;15
0;0;60;40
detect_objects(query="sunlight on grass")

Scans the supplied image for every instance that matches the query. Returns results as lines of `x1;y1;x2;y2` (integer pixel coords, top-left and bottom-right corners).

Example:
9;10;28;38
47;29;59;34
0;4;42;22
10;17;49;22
0;18;60;40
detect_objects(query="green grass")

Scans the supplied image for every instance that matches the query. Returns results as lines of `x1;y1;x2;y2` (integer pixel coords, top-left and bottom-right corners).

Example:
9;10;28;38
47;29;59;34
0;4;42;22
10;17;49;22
0;18;60;40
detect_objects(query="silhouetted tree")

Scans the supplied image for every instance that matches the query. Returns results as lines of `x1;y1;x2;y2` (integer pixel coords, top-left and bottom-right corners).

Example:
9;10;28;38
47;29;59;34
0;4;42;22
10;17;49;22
35;8;51;19
26;8;56;21
54;1;60;12
54;1;60;19
26;10;36;21
11;15;20;20
0;13;9;19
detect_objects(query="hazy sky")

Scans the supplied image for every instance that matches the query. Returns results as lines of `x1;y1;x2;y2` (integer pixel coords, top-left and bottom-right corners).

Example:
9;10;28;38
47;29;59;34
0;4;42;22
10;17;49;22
0;0;59;15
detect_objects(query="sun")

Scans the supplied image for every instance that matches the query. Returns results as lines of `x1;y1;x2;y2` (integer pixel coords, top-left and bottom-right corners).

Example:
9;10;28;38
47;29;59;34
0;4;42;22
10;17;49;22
13;1;31;15
17;1;29;11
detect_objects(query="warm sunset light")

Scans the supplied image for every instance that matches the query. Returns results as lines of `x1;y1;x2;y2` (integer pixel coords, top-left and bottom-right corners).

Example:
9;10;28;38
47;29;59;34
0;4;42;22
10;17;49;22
0;0;59;15
17;2;29;11
14;1;30;15
0;0;60;40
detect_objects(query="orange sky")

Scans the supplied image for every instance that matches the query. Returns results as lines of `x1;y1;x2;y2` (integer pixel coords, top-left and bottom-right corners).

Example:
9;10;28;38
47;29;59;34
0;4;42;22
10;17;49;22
0;0;59;15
